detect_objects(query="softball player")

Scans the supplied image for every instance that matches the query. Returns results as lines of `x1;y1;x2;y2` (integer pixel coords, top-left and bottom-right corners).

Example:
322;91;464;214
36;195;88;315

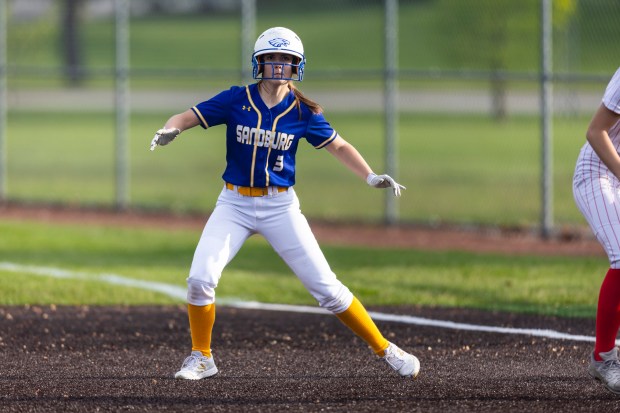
573;66;620;394
150;27;419;380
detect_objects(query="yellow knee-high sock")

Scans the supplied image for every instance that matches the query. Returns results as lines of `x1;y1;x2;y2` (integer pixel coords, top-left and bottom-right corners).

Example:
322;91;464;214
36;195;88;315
187;303;215;357
335;297;389;356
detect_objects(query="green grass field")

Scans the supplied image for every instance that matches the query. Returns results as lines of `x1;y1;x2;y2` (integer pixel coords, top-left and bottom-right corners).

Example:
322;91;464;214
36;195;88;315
3;3;614;320
5;110;589;226
7;1;620;89
5;1;614;228
5;109;598;317
0;218;606;318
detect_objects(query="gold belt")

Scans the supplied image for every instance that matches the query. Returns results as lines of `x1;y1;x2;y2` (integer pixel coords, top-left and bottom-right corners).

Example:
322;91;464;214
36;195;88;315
225;182;288;197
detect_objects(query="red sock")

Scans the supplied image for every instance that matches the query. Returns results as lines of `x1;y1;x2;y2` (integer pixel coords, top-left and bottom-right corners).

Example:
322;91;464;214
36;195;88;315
594;268;620;360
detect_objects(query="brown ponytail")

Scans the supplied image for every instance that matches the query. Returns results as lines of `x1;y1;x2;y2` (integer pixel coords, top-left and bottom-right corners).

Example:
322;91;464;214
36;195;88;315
288;82;323;116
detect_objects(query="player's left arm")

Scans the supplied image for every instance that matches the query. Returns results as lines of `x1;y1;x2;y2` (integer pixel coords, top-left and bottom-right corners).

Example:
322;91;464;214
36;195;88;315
325;135;406;196
325;135;372;179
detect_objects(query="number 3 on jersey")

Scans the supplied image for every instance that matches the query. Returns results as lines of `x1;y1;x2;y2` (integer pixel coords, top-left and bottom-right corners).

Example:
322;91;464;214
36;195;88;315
273;155;284;172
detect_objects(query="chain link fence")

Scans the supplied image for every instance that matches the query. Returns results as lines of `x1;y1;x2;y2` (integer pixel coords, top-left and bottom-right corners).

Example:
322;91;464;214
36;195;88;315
1;0;619;233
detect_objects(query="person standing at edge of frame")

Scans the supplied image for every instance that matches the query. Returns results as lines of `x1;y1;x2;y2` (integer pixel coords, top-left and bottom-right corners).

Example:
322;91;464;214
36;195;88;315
573;66;620;395
149;27;420;381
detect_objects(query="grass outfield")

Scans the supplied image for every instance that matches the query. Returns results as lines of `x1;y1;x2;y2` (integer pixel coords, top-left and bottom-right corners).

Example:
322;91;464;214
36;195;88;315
8;1;619;89
0;219;606;318
6;110;589;226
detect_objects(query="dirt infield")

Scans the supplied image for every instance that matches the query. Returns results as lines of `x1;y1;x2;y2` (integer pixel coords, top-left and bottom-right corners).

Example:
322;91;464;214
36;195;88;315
0;305;618;412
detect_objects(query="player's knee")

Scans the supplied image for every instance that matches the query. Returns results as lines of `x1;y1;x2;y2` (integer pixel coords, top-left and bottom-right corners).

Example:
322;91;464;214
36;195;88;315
186;278;217;306
319;287;354;314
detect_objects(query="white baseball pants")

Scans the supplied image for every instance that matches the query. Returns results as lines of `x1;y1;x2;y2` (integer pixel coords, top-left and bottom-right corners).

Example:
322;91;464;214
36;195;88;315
186;185;354;313
573;167;620;268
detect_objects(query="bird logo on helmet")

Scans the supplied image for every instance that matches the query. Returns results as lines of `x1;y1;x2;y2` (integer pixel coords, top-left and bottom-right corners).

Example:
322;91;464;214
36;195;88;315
268;38;290;48
252;27;305;81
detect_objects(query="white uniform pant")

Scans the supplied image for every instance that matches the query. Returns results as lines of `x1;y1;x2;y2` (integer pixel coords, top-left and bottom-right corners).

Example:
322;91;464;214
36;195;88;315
186;186;354;313
573;169;620;268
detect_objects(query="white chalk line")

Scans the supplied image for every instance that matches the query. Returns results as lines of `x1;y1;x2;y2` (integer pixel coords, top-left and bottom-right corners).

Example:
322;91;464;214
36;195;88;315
0;261;598;344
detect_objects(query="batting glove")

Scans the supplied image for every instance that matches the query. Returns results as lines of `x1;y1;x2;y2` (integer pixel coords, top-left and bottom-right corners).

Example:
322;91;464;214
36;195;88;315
150;127;181;151
367;173;406;197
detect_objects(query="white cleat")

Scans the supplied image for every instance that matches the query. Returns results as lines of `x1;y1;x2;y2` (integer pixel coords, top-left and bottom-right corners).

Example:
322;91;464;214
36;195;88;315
382;342;420;379
588;347;620;394
174;350;218;380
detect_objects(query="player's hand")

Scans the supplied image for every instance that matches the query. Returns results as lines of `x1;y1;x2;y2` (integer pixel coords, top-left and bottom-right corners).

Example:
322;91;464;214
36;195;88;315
150;127;181;151
367;173;406;197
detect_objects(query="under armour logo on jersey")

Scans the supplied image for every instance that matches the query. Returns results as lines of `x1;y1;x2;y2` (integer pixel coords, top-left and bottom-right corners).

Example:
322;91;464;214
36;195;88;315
242;105;251;111
269;38;290;47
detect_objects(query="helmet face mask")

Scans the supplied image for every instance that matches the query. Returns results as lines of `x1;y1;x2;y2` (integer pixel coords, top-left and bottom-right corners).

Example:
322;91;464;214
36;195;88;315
253;55;302;82
252;27;305;81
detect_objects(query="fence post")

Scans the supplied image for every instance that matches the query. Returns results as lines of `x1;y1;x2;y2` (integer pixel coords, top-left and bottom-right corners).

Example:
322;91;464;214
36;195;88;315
241;0;256;85
0;0;6;201
115;0;130;210
540;0;553;238
384;0;399;225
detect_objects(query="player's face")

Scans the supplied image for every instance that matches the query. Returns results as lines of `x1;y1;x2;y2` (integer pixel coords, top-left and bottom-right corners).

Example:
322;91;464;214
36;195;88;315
261;53;295;81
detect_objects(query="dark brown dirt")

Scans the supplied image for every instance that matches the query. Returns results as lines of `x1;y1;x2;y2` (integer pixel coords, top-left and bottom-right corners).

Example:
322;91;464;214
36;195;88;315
0;202;616;412
0;305;617;412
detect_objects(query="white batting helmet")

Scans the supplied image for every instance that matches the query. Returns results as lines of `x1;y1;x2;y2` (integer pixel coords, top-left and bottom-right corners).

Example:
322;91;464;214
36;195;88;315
252;27;306;81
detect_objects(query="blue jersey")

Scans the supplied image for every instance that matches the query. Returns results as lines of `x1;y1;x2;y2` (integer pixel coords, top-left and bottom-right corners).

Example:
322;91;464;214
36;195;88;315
191;83;338;188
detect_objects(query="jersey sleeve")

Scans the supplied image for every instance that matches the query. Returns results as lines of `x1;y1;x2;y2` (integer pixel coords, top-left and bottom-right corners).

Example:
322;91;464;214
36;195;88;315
305;112;339;149
191;88;233;129
603;67;620;114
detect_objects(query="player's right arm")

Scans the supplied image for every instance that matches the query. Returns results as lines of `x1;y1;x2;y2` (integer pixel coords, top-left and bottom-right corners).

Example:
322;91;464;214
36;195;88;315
150;109;201;151
163;109;201;131
586;104;620;179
